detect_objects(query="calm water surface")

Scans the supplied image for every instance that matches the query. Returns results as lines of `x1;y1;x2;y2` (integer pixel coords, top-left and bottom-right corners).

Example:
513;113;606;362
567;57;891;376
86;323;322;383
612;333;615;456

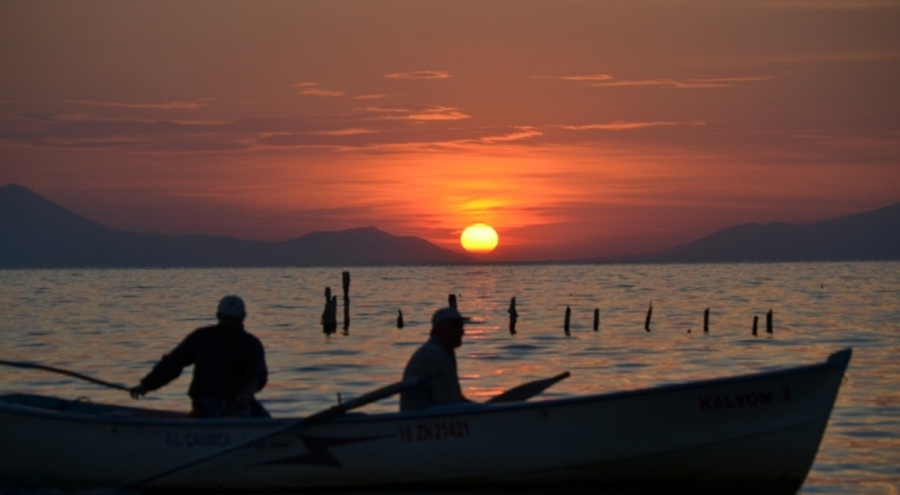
1;262;898;494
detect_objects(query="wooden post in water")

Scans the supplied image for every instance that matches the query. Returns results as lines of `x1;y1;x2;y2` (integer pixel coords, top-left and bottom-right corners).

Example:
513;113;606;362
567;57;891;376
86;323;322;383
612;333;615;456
342;271;351;335
330;296;337;334
766;309;774;334
449;294;457;309
508;297;518;335
752;315;759;336
593;308;599;331
564;305;571;336
644;301;653;332
397;309;404;328
322;287;337;335
703;307;710;333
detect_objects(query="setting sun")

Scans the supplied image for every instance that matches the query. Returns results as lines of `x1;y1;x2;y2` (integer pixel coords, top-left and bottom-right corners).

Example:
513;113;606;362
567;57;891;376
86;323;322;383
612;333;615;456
460;223;499;253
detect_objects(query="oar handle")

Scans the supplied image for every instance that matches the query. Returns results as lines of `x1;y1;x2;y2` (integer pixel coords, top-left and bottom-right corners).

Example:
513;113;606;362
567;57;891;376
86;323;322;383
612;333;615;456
303;377;422;423
0;359;130;392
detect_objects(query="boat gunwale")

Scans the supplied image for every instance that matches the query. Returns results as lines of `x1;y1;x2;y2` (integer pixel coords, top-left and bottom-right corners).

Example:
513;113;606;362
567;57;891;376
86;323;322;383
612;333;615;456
0;348;851;427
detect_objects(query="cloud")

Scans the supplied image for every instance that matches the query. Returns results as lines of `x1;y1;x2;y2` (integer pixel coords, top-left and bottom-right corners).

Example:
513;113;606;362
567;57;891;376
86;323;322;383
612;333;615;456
311;128;377;136
2;106;495;153
589;75;777;89
65;99;211;110
552;74;615;82
305;88;346;97
558;121;706;131
3;113;266;151
384;70;451;80
554;73;778;89
367;105;471;121
406;109;470;122
291;83;346;97
478;126;543;143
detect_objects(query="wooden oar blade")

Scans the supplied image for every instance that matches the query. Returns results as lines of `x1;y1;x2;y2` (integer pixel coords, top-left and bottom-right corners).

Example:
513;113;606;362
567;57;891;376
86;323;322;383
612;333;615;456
487;371;571;403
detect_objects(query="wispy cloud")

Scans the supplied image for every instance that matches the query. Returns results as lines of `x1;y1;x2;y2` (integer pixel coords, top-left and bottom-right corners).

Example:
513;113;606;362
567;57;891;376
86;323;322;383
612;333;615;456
311;128;377;136
590;76;777;89
384;70;451;80
291;82;345;97
367;105;470;121
406;108;470;121
478;126;543;143
555;73;778;89
65;99;211;110
552;74;615;82
558;121;706;131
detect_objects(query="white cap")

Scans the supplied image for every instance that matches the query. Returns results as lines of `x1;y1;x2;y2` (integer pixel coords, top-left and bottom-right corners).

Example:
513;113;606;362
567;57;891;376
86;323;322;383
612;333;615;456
217;295;246;318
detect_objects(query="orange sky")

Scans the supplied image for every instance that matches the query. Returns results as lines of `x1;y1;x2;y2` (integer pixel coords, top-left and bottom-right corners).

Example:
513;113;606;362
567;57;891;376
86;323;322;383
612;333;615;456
2;0;899;261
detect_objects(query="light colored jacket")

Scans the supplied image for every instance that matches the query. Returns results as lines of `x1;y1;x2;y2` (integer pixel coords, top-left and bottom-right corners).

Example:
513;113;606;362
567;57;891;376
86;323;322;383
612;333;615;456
400;336;465;411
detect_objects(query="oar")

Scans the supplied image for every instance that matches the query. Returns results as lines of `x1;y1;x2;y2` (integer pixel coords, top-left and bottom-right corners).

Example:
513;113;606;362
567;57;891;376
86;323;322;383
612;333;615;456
121;376;423;490
0;359;130;392
486;371;571;403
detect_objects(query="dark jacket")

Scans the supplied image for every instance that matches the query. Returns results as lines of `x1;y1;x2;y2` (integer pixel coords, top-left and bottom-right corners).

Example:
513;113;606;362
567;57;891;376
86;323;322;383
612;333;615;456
140;323;267;401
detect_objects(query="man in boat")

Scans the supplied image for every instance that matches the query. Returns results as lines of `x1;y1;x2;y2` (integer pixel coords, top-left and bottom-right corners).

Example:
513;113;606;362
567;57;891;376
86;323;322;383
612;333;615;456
128;295;270;418
400;306;473;412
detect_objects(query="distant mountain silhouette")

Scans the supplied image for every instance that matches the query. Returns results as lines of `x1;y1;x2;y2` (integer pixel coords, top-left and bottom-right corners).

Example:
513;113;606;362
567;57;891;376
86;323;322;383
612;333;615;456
2;183;898;267
0;184;473;267
635;202;900;262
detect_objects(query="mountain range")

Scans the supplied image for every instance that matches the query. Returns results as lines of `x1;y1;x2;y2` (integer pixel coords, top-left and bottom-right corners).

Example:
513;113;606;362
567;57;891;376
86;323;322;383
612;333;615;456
0;184;472;267
635;201;900;263
1;183;898;267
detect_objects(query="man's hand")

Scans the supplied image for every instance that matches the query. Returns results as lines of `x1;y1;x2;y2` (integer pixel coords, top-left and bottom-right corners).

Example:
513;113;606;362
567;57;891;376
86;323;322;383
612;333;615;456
234;379;260;406
129;384;149;400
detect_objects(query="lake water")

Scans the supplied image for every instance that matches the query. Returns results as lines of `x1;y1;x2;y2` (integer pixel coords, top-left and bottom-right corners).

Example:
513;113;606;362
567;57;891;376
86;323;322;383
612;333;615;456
1;262;898;494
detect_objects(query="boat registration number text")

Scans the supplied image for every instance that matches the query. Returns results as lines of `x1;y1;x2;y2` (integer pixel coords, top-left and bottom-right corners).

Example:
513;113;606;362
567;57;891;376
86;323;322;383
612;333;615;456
698;386;793;411
398;419;470;443
165;432;232;448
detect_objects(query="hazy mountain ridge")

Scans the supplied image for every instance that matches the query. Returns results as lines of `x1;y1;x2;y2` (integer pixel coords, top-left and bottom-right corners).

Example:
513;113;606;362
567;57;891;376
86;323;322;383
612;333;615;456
636;202;900;262
0;184;473;267
2;183;898;267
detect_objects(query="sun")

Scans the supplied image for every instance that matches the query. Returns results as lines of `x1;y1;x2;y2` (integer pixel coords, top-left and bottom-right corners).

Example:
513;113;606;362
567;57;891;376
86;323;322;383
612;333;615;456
460;223;499;253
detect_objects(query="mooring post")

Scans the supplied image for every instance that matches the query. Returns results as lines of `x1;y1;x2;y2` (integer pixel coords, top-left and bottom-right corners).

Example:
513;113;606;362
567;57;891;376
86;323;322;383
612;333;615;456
449;294;457;309
564;305;571;336
508;297;518;335
645;301;653;332
703;307;710;333
766;309;773;334
330;296;338;334
342;271;351;335
397;308;404;328
752;315;759;336
593;308;599;331
322;287;337;335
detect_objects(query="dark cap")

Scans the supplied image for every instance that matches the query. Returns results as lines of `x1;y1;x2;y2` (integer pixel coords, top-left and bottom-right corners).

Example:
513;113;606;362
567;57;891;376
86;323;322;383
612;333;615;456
217;295;246;318
431;307;471;325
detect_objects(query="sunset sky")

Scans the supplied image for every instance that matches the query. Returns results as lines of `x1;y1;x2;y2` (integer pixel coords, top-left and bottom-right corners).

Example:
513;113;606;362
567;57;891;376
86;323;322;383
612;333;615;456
2;1;899;261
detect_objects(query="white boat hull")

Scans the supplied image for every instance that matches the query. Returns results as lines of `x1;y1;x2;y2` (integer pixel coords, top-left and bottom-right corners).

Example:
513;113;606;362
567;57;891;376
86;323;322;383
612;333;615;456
0;348;851;493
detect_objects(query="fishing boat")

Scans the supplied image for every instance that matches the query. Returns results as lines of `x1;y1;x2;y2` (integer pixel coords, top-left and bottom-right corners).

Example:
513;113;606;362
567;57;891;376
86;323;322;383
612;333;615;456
0;348;851;493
